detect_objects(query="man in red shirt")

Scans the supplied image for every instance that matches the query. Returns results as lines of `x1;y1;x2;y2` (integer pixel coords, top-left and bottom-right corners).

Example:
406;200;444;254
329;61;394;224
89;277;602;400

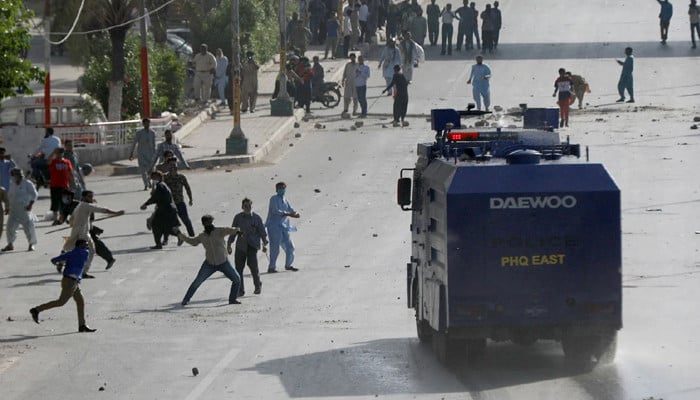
296;57;314;113
48;147;75;225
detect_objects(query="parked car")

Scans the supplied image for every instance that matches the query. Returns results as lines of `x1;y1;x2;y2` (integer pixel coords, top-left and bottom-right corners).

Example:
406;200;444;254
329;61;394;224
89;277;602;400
166;27;192;43
166;33;193;63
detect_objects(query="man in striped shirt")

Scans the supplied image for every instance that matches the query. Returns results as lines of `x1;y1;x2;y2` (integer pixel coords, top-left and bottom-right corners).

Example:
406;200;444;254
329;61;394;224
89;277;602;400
164;158;195;238
151;129;190;171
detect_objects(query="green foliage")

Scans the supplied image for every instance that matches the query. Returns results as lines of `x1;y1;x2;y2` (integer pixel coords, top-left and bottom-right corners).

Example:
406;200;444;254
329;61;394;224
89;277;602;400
80;34;185;119
0;0;46;101
150;43;187;113
185;0;280;63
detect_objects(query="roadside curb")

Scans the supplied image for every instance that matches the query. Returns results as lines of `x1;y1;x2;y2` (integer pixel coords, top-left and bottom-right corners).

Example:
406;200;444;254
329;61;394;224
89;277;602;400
172;103;220;143
109;106;306;175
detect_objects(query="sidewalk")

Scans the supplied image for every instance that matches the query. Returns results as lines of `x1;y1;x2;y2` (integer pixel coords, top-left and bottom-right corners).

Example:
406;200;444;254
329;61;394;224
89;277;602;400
109;44;371;176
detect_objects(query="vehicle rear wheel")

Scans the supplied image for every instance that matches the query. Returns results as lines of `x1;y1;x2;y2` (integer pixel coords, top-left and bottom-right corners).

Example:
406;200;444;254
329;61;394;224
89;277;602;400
321;88;341;108
416;319;433;344
594;332;617;365
562;331;618;365
562;334;599;365
466;338;487;362
511;333;538;347
562;335;590;363
432;332;463;365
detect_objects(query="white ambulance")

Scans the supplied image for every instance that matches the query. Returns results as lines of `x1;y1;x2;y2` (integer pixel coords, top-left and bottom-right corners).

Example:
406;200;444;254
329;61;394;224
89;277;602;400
0;93;107;145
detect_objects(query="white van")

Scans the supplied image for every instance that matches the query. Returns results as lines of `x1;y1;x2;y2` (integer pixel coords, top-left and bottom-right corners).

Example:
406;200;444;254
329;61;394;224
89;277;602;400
0;93;107;145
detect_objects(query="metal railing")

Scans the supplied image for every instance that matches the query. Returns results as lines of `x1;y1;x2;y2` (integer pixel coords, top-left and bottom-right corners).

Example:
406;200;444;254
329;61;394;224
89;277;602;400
52;116;173;147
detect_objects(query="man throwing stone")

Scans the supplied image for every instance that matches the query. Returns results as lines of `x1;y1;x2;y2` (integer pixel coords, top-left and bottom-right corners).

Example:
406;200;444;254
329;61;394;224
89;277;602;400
177;215;242;306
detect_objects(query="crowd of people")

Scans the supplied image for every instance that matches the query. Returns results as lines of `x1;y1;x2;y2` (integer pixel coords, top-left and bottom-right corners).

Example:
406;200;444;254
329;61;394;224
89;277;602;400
293;0;390;56
654;0;700;48
0;120;304;332
185;0;697;128
426;0;502;56
6;1;693;333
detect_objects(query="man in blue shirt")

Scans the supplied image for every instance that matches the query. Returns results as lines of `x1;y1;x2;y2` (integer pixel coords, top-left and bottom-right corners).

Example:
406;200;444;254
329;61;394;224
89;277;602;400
355;55;371;117
616;47;635;103
30;239;97;332
657;0;674;44
265;182;300;273
468;55;492;112
0;147;16;192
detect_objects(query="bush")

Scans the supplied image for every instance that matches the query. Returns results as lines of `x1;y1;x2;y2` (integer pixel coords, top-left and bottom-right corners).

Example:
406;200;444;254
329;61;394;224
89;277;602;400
80;34;185;119
186;0;280;64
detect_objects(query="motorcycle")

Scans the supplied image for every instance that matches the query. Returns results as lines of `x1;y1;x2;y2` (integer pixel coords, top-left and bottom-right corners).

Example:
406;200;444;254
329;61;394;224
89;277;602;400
27;153;50;189
312;82;341;108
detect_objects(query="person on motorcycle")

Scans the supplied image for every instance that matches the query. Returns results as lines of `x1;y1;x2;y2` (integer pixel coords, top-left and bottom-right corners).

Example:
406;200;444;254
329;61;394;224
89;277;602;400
30;127;61;186
272;54;301;101
311;56;325;101
296;57;314;113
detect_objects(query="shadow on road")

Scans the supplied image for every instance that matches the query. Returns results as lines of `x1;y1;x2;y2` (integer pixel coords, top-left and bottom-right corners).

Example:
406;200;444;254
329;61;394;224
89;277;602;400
243;337;625;397
424;40;700;61
12;278;60;288
0;332;77;343
0;272;59;280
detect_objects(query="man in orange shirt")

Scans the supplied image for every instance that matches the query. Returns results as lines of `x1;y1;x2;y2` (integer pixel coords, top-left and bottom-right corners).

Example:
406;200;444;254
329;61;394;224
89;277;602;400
48;148;75;225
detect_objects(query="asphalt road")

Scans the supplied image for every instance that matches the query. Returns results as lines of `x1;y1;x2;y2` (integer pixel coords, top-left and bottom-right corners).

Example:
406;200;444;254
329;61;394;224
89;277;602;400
3;1;700;399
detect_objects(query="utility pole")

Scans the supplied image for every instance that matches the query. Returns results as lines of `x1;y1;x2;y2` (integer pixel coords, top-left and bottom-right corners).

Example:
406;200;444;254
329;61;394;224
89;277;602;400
336;0;344;58
139;0;151;118
270;0;293;116
226;0;248;154
43;0;51;126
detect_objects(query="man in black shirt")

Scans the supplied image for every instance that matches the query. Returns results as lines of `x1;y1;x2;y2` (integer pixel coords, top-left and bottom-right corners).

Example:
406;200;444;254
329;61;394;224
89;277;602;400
140;171;180;249
227;198;268;296
382;64;410;127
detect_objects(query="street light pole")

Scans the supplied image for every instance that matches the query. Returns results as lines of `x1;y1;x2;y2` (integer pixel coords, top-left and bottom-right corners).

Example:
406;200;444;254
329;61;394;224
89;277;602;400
226;0;248;154
270;0;293;116
43;0;51;126
138;0;151;118
335;0;345;59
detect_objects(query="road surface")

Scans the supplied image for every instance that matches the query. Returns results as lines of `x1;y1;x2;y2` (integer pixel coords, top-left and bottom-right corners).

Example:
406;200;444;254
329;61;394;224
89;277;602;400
2;1;700;399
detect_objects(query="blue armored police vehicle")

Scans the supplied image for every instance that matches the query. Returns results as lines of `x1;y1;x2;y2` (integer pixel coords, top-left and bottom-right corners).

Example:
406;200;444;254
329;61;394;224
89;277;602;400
397;108;621;365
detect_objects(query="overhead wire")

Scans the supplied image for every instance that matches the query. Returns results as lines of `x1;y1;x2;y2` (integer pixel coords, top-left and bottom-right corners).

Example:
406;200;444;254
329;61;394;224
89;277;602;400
47;0;86;45
48;0;179;37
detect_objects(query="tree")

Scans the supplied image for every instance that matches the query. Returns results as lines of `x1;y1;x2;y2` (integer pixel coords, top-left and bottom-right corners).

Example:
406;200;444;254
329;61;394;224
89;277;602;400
93;0;137;121
146;0;169;45
53;0;282;120
0;0;46;101
183;0;279;64
80;34;185;118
